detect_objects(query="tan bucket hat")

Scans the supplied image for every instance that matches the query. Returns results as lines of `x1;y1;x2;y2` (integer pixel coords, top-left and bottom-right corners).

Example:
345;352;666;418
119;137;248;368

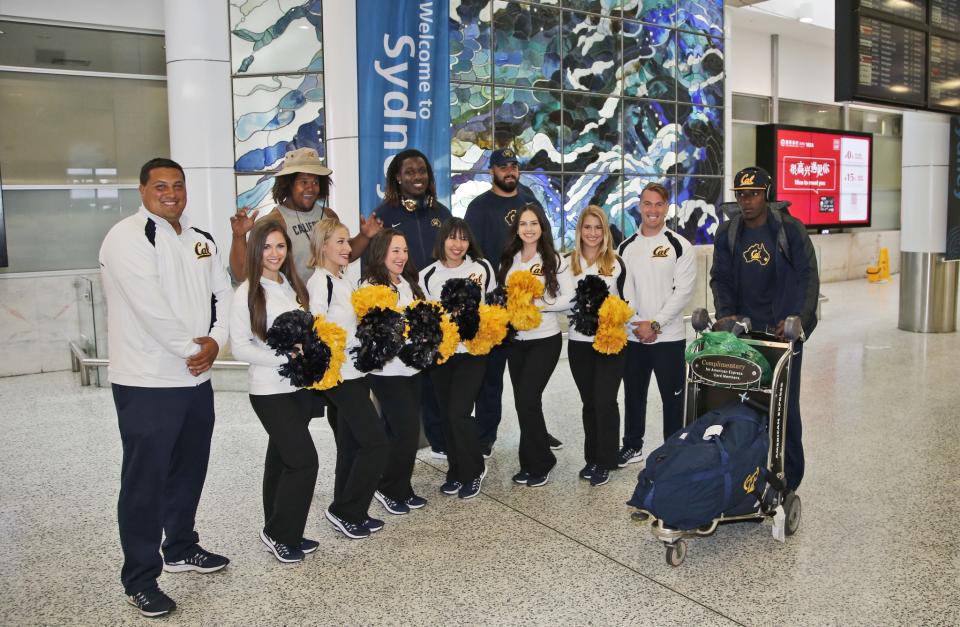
275;147;332;177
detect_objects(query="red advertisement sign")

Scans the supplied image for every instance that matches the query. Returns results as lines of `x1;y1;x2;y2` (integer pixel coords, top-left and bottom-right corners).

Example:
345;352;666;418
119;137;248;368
760;126;873;228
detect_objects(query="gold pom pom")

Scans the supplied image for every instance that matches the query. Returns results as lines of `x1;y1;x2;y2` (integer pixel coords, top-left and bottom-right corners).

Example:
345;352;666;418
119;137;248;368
436;313;461;365
593;295;633;355
465;304;510;355
309;316;348;390
506;270;544;331
351;285;400;319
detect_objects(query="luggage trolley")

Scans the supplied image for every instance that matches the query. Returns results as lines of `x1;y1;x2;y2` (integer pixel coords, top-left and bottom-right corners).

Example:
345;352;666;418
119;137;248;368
630;308;803;567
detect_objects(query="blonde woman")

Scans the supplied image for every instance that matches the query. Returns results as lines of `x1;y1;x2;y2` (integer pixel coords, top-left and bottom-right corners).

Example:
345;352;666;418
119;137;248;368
567;206;627;487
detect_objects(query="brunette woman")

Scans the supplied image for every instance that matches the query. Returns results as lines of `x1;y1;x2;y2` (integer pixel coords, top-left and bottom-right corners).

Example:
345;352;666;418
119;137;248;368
567;206;627;487
498;203;574;487
419;218;497;498
229;220;318;563
362;229;429;515
306;218;389;540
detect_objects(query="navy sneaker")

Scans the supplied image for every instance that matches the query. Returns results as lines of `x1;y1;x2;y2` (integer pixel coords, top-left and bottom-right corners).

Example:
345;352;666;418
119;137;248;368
617;446;643;467
259;529;304;563
324;508;371;539
363;517;385;532
300;538;319;554
481;442;494;459
578;464;594;480
547;434;563;450
526;472;550;487
590;467;610;486
127;587;176;618
405;494;428;509
458;464;488;499
374;491;410;515
512;471;530;485
162;546;229;573
430;449;448;460
440;480;462;495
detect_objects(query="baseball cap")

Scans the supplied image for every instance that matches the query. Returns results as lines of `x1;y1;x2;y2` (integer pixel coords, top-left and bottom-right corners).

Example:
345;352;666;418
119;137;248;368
489;148;519;168
732;167;771;190
275;147;332;177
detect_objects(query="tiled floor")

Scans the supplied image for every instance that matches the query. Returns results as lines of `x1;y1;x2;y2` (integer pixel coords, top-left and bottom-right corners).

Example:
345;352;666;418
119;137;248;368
1;276;958;626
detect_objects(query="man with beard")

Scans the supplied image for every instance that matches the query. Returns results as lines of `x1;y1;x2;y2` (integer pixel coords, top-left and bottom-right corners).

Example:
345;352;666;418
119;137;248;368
464;149;561;456
229;147;381;284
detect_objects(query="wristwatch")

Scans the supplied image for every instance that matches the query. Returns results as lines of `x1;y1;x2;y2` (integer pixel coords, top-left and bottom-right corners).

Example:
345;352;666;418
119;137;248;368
650;320;662;334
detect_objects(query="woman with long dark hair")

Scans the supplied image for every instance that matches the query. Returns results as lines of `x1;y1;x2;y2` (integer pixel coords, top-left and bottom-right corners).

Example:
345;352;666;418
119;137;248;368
229;220;318;562
497;203;574;487
567;206;627;487
419;218;497;498
362;229;430;515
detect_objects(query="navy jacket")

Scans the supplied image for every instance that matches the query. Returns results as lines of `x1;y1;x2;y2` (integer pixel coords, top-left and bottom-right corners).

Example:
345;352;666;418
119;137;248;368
374;199;452;274
710;208;819;338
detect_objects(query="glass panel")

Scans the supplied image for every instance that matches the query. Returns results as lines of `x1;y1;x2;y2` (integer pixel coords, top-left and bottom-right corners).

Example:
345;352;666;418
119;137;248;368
0;21;165;75
450;0;492;82
229;0;324;75
676;104;723;176
0;72;168;185
675;175;722;244
622;21;675;99
236;173;277;212
522;172;564;243
563;174;622;250
676;32;724;106
562;12;621;93
562;93;622;172
0;188;141;273
451;171;493;218
623;175;674;237
232;74;325;173
492;87;562;171
492;1;562;89
676;0;723;37
451;84;493;171
732;93;770;123
872;136;902;192
623;99;676;174
731;122;757;176
778;100;843;128
624;0;676;26
848;109;902;136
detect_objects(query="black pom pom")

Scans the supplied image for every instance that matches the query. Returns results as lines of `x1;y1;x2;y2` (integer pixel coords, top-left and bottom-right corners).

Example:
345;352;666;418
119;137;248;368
278;354;312;388
351;307;405;372
266;309;314;354
440;278;481;341
569;275;610;336
301;336;332;385
399;301;443;369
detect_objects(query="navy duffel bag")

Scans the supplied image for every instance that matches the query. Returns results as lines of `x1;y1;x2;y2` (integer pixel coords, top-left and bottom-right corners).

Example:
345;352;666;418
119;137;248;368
627;402;768;529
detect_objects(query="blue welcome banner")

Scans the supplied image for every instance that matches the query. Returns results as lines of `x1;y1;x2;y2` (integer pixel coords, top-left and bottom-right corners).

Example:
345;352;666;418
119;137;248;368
356;0;450;217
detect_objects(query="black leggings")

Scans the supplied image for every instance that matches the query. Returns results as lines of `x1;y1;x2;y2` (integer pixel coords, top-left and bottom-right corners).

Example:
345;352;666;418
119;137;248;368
368;373;422;501
507;334;561;476
249;389;318;545
430;353;487;483
567;341;626;470
322;378;389;524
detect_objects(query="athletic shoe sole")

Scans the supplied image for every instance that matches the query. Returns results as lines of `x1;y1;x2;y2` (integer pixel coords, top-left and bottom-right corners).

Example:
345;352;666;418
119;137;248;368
512;473;529;485
364;518;385;532
617;455;644;468
301;539;319;554
440;483;461;495
324;509;370;540
590;476;610;487
259;529;304;563
526;473;550;487
430;450;448;459
161;560;228;574
374;491;410;515
127;597;174;618
405;499;427;510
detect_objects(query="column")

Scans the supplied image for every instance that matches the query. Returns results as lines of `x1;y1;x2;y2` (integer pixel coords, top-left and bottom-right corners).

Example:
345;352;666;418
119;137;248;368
163;0;236;250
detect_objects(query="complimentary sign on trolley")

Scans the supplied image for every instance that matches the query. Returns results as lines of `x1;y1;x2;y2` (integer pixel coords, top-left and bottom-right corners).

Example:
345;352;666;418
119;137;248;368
356;0;450;217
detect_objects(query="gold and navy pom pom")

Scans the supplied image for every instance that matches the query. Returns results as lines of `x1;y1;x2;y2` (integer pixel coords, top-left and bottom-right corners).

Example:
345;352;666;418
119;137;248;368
439;278;482;340
399;300;445;370
505;270;544;331
593;296;633;355
351;284;400;319
464;304;510;355
569;275;609;336
309;316;347;390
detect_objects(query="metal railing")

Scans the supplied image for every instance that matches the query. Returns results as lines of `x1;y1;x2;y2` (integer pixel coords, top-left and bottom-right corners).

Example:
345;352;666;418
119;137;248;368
69;341;250;386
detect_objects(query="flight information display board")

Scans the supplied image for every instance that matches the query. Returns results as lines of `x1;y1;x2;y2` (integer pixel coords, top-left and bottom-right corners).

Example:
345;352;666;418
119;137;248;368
836;0;960;114
757;125;873;229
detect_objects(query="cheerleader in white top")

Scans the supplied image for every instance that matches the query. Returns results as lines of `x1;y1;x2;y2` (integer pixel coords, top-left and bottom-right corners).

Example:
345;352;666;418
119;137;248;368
497;203;575;487
306;218;389;540
566;206;628;487
229;220;318;562
361;229;430;516
419;218;497;498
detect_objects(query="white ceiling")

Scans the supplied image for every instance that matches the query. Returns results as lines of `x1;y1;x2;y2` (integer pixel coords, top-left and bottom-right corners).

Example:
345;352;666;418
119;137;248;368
740;0;836;31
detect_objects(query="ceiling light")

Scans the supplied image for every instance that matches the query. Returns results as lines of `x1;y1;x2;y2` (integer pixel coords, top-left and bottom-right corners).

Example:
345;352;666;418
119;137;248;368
888;85;910;93
799;16;814;23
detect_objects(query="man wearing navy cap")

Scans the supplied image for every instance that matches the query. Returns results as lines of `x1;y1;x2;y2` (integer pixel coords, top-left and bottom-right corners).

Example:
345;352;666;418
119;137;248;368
710;166;819;492
464;148;561;455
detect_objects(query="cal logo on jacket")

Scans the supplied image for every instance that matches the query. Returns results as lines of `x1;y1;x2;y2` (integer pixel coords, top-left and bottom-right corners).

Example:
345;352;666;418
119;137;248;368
652;245;671;258
195;241;212;259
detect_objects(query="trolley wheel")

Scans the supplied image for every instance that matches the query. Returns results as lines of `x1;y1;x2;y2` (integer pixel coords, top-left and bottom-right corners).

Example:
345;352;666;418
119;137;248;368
665;540;687;567
783;492;801;536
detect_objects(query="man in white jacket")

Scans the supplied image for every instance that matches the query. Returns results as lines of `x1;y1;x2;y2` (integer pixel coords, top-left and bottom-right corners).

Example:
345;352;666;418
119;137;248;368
617;183;696;467
99;158;233;618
